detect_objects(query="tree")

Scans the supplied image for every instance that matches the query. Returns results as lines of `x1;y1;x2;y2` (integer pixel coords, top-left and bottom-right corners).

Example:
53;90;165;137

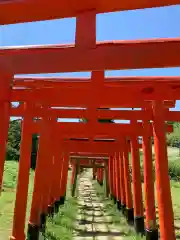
6;119;21;160
166;122;180;156
6;119;39;169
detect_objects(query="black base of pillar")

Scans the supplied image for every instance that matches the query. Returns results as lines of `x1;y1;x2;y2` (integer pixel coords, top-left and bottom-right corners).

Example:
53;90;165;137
93;176;96;180
117;200;121;211
54;200;60;213
59;196;66;205
47;205;54;217
40;212;47;232
122;204;126;216
126;208;134;225
113;197;117;204
145;228;159;240
27;223;40;240
134;216;145;235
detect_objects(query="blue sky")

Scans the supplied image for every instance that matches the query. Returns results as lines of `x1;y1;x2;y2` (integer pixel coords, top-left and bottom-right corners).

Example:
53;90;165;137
1;5;180;112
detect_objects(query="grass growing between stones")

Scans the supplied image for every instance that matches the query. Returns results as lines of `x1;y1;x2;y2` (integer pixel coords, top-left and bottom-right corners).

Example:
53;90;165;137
93;181;144;240
45;171;78;240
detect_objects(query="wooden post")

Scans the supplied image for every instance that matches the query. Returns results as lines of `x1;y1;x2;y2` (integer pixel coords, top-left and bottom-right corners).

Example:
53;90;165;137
59;153;69;204
0;73;12;193
92;164;96;180
112;155;117;203
53;147;63;212
152;101;175;240
28;117;52;239
71;162;76;193
44;153;54;218
108;156;113;199
142;108;158;239
130;129;144;235
104;161;109;197
119;150;126;215
114;152;121;210
122;138;134;225
10;103;33;240
72;159;79;197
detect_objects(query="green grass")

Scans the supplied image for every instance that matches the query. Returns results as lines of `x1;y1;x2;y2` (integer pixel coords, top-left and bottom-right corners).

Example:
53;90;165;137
169;181;180;237
0;161;78;240
0;160;34;239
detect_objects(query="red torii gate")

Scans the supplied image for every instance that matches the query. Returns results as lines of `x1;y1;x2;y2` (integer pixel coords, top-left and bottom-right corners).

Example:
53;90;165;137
7;76;179;238
0;2;178;240
0;73;177;240
10;77;180;106
0;0;179;25
7;99;174;240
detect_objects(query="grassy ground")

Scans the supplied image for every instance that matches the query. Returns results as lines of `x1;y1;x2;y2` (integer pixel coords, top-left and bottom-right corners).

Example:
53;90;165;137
0;160;34;239
171;181;180;238
0;161;78;240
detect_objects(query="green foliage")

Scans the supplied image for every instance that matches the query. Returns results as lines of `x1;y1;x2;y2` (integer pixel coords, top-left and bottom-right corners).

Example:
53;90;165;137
3;161;19;189
6;120;21;160
168;161;180;181
167;122;180;148
6;120;38;169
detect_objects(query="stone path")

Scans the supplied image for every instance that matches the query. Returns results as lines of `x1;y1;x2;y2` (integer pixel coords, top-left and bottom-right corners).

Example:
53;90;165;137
73;171;126;240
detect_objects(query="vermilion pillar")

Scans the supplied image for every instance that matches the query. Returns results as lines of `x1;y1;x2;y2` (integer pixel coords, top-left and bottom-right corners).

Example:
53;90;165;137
71;162;76;189
122;138;134;224
97;167;103;186
47;155;56;214
40;118;55;218
104;161;109;197
59;153;69;204
142;109;158;240
57;154;66;205
119;150;126;215
97;168;100;183
108;156;113;199
112;155;117;203
0;73;12;192
130;132;144;235
93;167;96;180
43;151;54;217
100;168;104;185
72;159;79;197
28;117;52;239
10;103;33;240
52;146;63;212
115;152;121;211
152;101;175;240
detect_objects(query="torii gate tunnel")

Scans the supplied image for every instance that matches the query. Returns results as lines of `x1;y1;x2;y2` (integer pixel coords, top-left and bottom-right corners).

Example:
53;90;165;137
0;1;179;240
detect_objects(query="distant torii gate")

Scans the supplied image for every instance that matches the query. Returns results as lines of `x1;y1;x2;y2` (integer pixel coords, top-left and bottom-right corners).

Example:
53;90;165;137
7;100;174;240
4;75;178;240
